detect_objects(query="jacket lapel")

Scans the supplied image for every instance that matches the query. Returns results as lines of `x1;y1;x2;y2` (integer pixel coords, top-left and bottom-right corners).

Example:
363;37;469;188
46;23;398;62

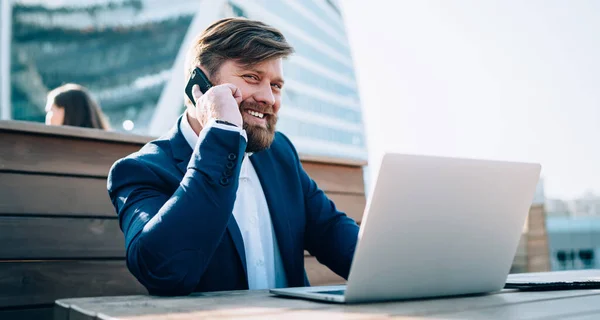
168;115;248;284
250;151;301;286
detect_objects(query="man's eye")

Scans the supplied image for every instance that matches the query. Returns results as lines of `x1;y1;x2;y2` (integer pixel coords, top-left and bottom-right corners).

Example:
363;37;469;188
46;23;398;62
272;84;282;89
243;75;259;81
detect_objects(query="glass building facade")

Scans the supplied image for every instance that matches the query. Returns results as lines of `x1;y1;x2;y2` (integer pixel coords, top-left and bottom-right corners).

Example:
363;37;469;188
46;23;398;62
8;0;366;160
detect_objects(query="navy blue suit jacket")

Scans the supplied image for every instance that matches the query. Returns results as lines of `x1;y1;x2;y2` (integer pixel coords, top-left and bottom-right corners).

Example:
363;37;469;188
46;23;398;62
107;116;360;296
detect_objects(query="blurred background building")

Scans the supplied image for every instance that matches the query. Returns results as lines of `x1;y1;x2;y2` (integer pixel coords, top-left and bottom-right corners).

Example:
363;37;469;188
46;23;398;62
3;0;367;161
511;182;600;273
544;192;600;271
545;216;600;270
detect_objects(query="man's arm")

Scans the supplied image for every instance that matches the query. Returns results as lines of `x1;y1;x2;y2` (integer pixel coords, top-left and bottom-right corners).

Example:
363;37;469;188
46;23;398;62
278;134;360;279
108;126;245;296
301;166;360;279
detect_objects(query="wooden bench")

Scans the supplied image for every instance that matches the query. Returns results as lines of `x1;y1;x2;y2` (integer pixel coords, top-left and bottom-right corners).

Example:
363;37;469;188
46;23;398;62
0;120;367;320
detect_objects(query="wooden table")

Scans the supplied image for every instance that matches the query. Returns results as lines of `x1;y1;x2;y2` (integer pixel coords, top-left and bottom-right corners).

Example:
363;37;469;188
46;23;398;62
55;287;600;319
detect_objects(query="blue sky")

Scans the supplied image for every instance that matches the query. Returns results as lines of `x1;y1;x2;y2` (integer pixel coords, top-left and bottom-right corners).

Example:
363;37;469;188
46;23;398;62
341;0;600;200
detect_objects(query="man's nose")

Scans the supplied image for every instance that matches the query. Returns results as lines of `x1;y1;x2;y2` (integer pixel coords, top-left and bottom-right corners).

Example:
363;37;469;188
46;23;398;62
253;83;275;107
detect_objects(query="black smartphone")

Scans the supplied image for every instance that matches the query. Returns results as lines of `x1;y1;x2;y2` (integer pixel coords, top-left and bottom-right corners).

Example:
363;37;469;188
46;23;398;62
185;67;213;106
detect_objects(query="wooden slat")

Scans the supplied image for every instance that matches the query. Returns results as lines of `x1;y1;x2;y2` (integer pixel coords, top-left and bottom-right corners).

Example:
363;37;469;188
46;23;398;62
0;173;113;216
0;131;140;177
0;131;366;178
0;260;145;308
0;206;362;260
0;307;53;320
0;121;365;174
298;153;367;167
0;217;124;259
0;120;367;167
0;179;364;221
304;256;345;286
326;192;366;223
303;162;364;194
0;120;152;144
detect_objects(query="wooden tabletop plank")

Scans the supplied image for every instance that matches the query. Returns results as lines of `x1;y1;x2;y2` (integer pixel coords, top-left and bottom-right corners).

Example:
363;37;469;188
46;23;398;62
55;289;600;320
56;291;331;320
561;312;600;320
440;291;600;319
321;290;600;319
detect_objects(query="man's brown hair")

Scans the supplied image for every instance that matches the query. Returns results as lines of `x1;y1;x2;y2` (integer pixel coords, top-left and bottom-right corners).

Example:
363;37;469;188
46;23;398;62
184;18;294;105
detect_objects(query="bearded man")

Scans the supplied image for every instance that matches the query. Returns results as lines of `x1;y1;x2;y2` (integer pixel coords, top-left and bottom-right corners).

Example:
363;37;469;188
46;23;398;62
107;18;359;296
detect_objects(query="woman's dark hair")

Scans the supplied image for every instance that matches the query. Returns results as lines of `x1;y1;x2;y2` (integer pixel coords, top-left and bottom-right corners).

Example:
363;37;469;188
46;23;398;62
47;84;110;130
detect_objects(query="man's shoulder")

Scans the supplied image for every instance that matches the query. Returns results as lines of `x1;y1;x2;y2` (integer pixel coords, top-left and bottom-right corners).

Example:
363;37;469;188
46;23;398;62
108;135;176;181
124;135;173;164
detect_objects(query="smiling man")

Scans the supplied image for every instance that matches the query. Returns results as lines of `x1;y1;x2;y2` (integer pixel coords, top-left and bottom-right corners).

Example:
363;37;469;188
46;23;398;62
107;18;359;296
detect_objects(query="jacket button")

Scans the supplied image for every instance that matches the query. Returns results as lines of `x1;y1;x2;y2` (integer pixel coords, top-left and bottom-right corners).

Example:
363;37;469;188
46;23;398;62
224;168;233;177
220;177;229;185
226;161;235;169
228;153;237;161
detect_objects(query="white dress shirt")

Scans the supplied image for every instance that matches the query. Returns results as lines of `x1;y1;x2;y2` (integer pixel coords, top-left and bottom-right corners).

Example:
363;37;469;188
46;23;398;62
180;114;287;289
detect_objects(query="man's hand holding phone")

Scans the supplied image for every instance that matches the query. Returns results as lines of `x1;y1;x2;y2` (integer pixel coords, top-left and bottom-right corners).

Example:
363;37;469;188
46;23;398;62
191;83;243;128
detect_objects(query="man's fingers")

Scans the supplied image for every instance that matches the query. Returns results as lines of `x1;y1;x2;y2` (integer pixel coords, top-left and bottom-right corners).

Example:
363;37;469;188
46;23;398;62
196;83;244;127
192;85;202;103
222;83;243;104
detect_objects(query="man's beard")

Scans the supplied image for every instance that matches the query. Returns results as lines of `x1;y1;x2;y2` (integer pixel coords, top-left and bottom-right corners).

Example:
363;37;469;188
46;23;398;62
240;101;278;153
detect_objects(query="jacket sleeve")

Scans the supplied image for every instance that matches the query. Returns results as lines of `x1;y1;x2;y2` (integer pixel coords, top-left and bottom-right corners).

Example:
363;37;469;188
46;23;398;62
279;134;360;279
107;126;246;296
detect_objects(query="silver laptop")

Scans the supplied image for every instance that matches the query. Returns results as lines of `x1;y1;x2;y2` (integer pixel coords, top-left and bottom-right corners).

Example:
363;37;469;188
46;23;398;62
270;153;541;304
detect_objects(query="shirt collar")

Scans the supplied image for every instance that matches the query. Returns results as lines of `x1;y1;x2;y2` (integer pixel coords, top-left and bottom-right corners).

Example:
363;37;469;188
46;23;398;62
180;111;199;150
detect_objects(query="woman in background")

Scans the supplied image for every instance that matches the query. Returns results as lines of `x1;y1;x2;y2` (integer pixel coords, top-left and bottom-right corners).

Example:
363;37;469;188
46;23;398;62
45;83;110;130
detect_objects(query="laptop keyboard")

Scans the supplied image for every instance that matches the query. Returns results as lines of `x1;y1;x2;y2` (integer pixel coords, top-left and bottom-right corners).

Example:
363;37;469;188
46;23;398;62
316;289;346;295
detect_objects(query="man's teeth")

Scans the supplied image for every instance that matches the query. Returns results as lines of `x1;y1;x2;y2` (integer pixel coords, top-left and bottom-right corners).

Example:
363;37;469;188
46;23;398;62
247;110;264;119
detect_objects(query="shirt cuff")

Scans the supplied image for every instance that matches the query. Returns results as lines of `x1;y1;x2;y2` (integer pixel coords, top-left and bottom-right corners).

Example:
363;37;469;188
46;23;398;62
197;118;247;145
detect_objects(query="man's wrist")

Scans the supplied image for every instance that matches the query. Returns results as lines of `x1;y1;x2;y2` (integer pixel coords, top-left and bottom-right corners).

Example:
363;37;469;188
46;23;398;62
215;119;238;127
203;118;248;142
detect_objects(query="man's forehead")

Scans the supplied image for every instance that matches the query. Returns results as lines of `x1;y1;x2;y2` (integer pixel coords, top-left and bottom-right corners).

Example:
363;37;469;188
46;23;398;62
235;59;284;75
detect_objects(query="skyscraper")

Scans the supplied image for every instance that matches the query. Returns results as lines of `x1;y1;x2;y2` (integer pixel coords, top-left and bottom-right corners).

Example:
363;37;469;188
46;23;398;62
8;0;366;161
